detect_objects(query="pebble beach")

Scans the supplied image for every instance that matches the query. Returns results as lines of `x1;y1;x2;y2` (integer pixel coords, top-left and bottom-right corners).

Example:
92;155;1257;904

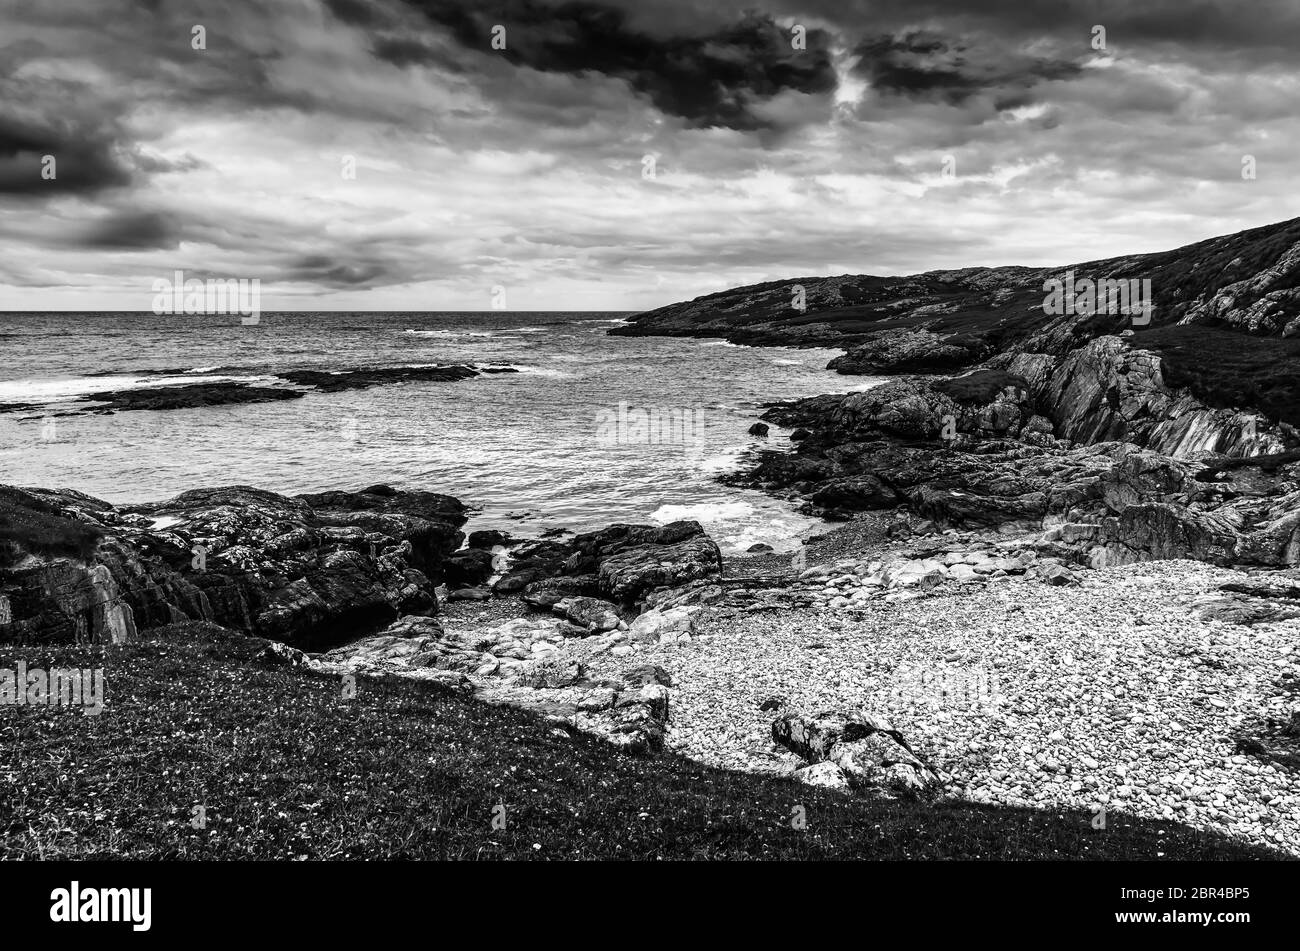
585;555;1300;855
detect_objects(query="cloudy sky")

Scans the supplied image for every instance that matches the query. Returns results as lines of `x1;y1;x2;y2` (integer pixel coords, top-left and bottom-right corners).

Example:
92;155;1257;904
2;0;1298;311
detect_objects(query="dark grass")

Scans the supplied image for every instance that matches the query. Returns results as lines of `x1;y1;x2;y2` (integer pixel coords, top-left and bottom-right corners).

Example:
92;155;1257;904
0;487;102;570
934;369;1031;403
1134;325;1300;428
0;622;1288;860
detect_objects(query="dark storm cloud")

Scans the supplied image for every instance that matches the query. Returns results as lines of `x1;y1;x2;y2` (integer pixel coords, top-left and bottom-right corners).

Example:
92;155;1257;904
378;0;837;130
0;115;134;195
77;211;181;250
372;35;464;70
131;151;206;175
853;29;1084;106
323;0;385;27
802;0;1300;65
286;255;389;286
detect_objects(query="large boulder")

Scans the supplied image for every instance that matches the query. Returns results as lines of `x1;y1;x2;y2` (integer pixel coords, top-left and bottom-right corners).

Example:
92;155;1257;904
773;709;941;799
501;521;724;606
574;522;722;604
627;606;698;643
552;596;621;633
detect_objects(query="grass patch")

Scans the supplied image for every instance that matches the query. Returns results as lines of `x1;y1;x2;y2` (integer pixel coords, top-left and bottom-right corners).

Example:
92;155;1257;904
0;622;1286;860
934;369;1030;404
1134;325;1300;428
0;488;102;570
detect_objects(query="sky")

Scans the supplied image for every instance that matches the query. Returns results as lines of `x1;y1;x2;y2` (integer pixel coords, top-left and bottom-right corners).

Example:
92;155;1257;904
1;0;1298;312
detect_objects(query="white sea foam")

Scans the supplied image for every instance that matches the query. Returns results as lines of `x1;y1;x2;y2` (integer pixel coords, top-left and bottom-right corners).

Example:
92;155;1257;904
651;500;753;525
0;373;262;404
403;329;495;338
496;365;574;379
651;499;816;555
694;444;750;475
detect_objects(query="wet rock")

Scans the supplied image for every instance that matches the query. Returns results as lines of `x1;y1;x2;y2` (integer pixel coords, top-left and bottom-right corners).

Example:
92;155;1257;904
78;382;305;413
467;529;513;549
444;548;494;587
276;364;480;393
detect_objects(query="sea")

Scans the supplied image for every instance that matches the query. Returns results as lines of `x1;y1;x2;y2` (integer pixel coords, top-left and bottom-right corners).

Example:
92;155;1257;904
0;312;880;554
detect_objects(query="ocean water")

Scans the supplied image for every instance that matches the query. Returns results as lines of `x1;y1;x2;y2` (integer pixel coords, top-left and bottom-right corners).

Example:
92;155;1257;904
0;312;878;554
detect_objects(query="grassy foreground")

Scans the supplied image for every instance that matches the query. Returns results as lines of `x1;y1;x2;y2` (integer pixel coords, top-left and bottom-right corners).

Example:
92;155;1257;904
0;623;1287;860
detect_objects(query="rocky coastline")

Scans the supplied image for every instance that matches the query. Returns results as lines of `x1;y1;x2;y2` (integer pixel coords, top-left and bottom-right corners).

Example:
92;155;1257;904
5;218;1300;854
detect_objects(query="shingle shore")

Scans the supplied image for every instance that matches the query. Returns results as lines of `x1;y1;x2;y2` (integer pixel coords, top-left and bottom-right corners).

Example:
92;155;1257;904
583;558;1300;855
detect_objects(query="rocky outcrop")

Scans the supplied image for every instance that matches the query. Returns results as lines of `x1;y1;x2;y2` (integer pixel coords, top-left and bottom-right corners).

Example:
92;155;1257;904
76;383;305;413
828;328;987;375
1004;337;1292;458
276;364;485;393
498;521;723;607
773;709;942;798
736;375;1300;569
0;483;471;649
47;364;509;416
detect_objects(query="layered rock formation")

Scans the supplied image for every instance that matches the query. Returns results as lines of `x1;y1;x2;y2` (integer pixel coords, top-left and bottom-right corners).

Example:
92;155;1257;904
0;483;469;648
733;371;1300;570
